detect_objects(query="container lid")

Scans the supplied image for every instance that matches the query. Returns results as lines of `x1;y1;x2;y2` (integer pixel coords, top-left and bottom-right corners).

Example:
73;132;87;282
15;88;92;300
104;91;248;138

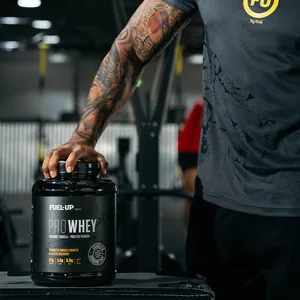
58;161;100;178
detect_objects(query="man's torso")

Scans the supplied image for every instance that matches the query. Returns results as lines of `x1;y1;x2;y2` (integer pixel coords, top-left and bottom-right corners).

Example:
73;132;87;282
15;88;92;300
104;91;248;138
164;0;300;216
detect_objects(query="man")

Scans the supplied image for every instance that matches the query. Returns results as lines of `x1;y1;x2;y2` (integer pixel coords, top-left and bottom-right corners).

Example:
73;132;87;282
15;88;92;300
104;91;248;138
177;98;204;226
42;0;300;299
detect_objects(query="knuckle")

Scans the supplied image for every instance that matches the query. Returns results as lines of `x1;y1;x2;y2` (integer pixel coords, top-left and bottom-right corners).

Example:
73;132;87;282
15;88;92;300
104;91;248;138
98;153;105;160
72;149;82;156
62;144;72;151
73;144;83;152
46;151;54;158
49;159;59;170
48;164;56;170
52;150;61;157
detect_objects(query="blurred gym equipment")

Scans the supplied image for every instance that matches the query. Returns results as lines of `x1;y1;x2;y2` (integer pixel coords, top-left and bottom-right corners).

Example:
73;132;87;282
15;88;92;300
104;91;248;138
108;138;136;251
34;42;49;181
111;0;188;275
107;138;191;275
0;197;29;274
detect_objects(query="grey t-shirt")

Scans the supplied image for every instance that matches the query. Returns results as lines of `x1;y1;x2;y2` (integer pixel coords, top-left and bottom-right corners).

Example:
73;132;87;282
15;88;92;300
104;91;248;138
163;0;300;216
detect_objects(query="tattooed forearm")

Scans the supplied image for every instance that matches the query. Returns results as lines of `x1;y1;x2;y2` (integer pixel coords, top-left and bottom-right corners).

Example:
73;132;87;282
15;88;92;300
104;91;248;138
71;0;191;146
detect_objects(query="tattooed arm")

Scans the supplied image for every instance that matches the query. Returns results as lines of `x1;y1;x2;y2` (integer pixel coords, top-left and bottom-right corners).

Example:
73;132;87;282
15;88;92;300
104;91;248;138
42;0;192;178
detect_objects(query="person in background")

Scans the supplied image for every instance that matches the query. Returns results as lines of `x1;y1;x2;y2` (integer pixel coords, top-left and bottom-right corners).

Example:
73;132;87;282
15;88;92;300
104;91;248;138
177;97;204;226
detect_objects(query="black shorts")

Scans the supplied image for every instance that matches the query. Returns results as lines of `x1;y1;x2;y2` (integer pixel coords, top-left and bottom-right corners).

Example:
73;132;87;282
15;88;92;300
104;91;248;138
186;177;300;300
178;152;198;172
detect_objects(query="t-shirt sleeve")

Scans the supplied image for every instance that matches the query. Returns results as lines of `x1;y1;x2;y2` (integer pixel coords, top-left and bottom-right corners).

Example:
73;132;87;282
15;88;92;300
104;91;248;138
162;0;198;14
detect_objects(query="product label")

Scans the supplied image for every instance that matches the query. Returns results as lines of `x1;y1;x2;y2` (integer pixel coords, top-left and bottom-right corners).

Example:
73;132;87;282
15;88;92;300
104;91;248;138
32;195;116;273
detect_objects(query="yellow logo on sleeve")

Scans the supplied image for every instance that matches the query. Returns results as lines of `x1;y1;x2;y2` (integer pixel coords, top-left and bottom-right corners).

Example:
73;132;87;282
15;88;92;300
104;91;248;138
243;0;279;24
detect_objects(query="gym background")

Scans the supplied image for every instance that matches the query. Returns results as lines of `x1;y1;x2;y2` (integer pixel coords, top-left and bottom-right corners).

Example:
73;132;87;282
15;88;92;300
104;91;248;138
0;0;203;273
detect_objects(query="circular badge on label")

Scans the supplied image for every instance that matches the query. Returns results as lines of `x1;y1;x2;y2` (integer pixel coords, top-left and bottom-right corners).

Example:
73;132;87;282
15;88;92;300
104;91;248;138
88;242;106;266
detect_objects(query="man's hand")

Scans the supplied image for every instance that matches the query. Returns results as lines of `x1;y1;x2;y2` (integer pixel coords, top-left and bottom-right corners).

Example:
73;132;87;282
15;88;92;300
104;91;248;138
42;139;108;179
42;0;192;178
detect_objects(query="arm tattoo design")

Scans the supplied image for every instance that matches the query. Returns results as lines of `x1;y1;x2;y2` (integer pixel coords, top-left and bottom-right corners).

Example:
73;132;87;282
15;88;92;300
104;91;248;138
72;0;191;146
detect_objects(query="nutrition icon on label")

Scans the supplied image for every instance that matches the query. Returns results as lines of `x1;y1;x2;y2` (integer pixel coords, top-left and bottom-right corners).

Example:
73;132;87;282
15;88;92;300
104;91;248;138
57;258;64;264
49;258;55;265
66;258;74;264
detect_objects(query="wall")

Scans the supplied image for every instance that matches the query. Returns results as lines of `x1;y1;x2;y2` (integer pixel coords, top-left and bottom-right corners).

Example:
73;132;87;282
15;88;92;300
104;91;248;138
0;51;93;121
0;50;203;121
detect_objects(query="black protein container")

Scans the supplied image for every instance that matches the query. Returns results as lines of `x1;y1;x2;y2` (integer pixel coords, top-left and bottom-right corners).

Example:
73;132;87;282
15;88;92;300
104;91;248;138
31;161;117;286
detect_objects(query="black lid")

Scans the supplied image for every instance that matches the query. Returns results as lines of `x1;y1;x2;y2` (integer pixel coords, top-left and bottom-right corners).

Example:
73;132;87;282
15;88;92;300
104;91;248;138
58;161;100;178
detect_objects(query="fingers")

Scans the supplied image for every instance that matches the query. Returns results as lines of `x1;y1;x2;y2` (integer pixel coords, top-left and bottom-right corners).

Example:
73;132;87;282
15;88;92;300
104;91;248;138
48;148;71;178
65;149;82;173
42;143;109;179
42;151;53;178
42;147;72;178
97;155;108;176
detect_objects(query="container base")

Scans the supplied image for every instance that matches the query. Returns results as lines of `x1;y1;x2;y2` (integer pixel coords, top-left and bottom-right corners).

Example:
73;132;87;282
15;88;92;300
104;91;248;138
31;271;116;287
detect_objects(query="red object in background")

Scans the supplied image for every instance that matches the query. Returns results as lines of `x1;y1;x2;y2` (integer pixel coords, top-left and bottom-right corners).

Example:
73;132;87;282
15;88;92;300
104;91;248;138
178;100;204;153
